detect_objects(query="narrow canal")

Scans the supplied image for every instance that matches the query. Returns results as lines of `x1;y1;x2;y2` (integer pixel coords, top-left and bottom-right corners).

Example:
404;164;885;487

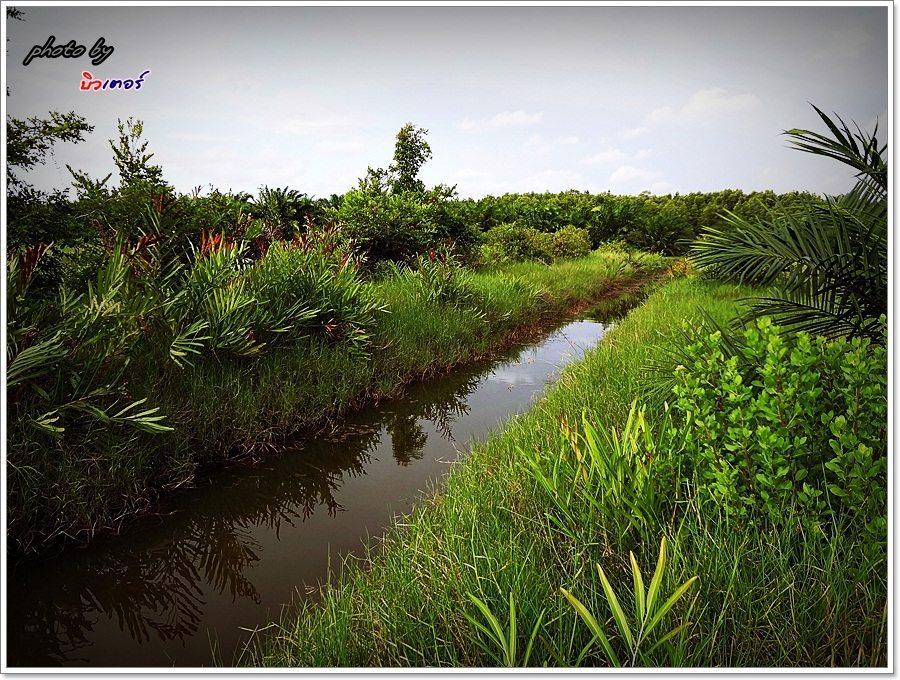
7;307;621;667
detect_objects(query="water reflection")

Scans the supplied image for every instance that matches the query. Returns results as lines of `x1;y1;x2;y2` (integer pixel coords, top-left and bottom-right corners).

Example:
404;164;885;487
7;319;607;667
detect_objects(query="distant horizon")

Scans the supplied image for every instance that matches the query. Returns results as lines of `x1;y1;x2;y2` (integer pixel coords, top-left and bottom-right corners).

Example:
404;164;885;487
5;4;889;199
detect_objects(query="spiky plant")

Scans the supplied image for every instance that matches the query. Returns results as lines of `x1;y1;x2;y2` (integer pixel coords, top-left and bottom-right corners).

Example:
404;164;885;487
250;186;317;238
690;105;886;340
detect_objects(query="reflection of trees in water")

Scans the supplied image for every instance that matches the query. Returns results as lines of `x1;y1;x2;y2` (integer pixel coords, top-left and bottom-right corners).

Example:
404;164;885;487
9;430;380;667
385;370;479;465
8;362;488;666
386;414;428;466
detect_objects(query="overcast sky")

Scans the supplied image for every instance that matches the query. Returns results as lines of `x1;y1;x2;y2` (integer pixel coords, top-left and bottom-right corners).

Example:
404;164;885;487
4;4;889;199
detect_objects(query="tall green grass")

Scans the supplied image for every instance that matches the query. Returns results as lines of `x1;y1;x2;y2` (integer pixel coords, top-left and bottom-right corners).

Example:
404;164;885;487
247;277;885;668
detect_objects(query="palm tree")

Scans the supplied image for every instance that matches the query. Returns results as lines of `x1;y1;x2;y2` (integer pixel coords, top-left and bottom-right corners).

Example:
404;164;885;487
690;105;887;341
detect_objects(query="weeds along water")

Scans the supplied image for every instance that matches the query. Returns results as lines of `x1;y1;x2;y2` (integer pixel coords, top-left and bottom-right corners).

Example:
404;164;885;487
7;249;665;559
6;291;631;667
248;277;886;668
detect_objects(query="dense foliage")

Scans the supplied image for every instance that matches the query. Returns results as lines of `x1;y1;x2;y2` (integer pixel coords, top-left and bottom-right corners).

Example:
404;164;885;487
480;223;592;264
445;189;818;255
670;317;886;533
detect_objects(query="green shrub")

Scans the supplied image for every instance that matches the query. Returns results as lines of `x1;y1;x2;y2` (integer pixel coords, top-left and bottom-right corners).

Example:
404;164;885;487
332;188;438;263
248;241;380;354
669;317;887;534
332;185;478;265
481;223;555;263
408;248;482;309
551;225;591;259
628;202;692;255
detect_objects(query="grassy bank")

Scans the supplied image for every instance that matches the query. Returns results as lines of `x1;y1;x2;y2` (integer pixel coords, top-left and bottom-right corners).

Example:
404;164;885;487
9;250;664;557
248;276;887;668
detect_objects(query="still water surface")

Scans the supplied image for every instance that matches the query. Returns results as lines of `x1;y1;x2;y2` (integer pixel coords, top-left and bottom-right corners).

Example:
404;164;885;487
8;313;615;667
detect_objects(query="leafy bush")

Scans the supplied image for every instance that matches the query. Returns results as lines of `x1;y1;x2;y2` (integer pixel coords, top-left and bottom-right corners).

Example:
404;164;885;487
481;223;555;264
252;242;381;353
589;195;647;247
669;317;887;533
551;225;591;259
170;239;380;360
408;248;482;309
629;202;692;254
332;188;439;263
7;244;172;440
249;186;319;239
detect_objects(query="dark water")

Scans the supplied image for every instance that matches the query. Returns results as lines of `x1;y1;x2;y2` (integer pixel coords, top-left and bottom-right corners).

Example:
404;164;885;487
7;313;615;668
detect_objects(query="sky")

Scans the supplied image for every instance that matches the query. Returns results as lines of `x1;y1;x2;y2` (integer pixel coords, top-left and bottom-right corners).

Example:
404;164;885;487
4;4;890;199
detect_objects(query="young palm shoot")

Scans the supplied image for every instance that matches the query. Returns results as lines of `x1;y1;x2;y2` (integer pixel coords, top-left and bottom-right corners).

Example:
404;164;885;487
561;536;698;666
464;592;545;667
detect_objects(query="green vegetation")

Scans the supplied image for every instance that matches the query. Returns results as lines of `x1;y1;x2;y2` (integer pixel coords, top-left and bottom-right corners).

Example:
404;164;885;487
481;222;592;263
444;187;819;255
248;277;886;668
7;109;673;556
245;107;886;668
8;238;661;556
6;95;887;669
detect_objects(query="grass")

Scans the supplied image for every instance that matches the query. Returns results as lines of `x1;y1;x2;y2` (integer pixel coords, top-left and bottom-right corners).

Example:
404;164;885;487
8;251;664;557
246;276;886;668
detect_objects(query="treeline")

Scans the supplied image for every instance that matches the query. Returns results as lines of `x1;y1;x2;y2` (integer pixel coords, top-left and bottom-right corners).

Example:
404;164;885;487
445;188;820;254
11;177;818;286
8;117;821;297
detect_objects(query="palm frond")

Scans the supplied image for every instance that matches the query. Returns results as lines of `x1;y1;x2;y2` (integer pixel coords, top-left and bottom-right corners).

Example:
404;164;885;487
691;105;886;341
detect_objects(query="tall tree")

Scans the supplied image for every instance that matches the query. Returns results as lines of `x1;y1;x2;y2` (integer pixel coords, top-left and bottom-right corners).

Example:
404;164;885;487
389;123;432;194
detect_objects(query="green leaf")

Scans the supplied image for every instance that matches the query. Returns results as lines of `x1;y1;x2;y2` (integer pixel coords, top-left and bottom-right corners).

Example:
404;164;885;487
597;563;634;650
647;536;667;613
630;551;646;624
645;576;699;636
560;587;620;667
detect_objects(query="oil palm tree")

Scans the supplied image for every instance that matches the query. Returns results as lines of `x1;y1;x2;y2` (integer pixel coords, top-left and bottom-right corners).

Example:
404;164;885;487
691;105;887;341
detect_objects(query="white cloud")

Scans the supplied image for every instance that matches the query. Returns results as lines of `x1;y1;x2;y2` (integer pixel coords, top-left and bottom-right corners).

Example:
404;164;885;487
555;135;580;145
524;134;554;155
621;126;650;139
315;138;366;154
633;148;653;160
647;88;761;125
457;110;544;133
584;148;628;165
607;165;668;193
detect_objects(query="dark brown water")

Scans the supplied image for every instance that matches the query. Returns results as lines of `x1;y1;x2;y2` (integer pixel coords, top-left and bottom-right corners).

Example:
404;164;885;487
7;312;615;668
